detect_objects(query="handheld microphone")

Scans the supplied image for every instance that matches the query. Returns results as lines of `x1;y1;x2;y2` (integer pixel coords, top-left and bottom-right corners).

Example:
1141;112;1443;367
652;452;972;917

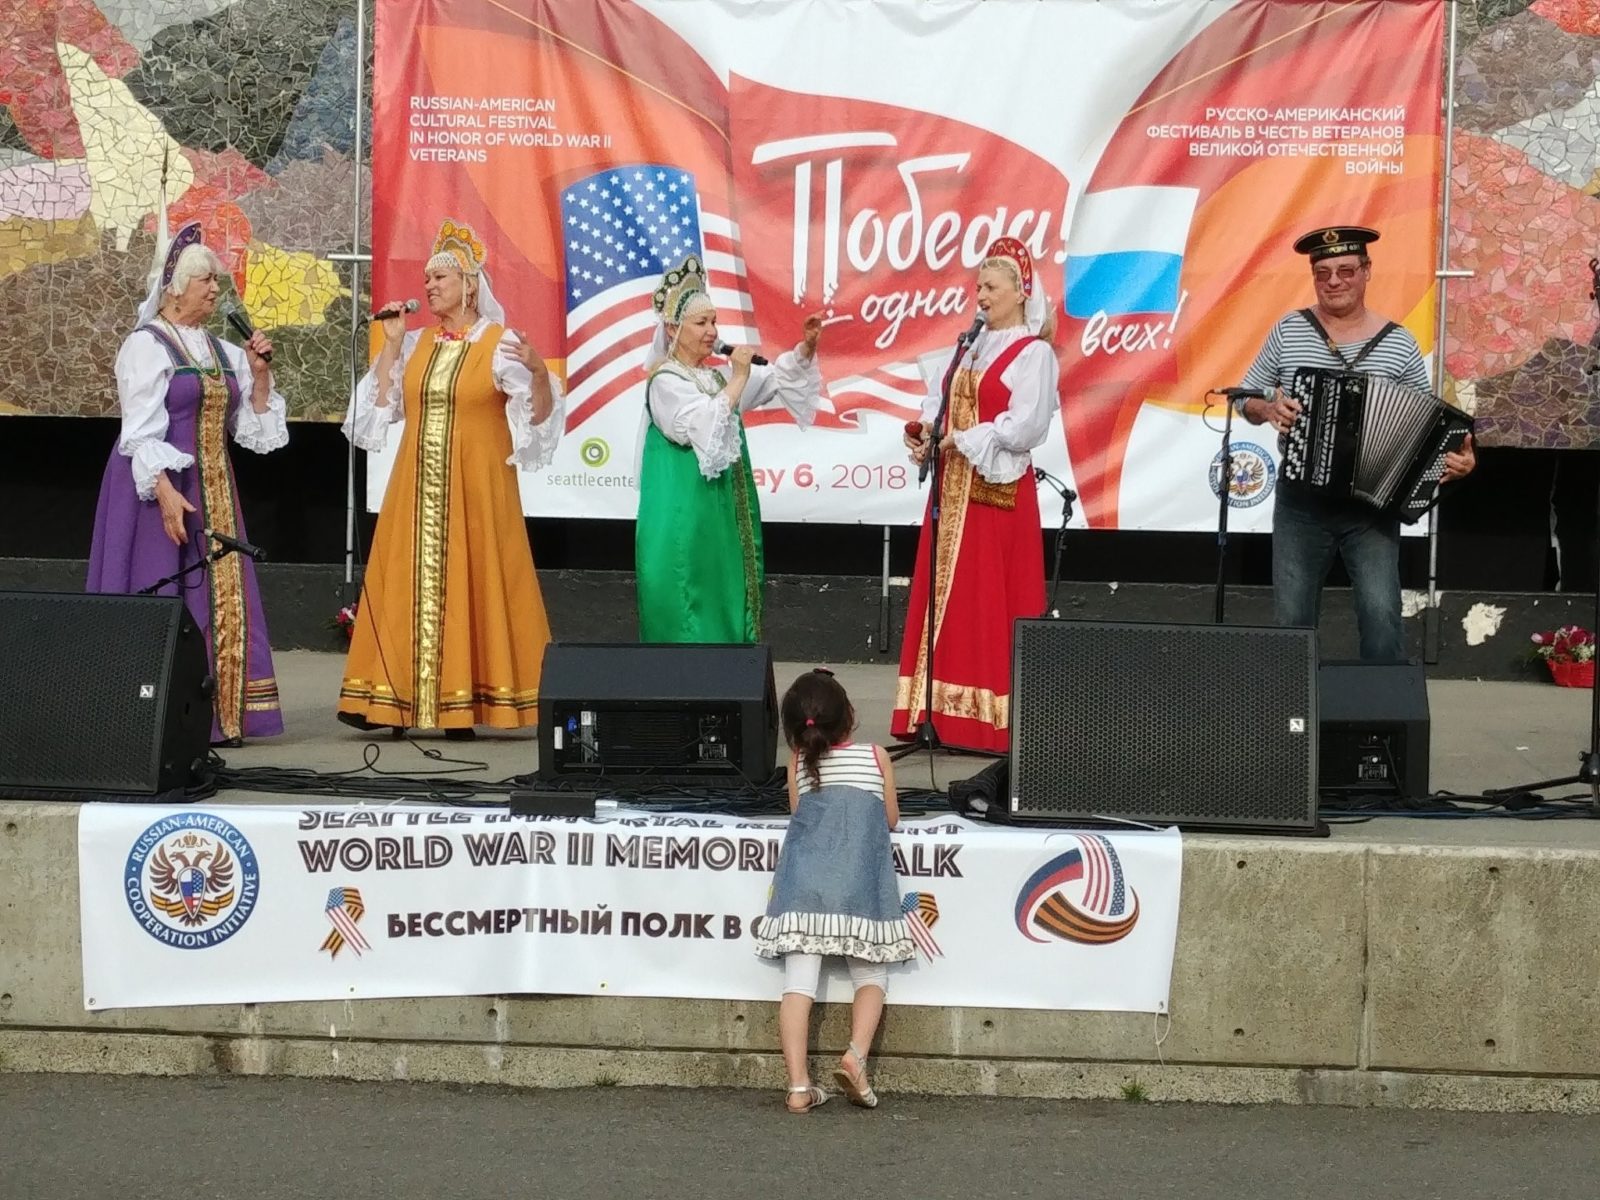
222;304;271;363
715;341;768;366
205;529;266;562
1211;387;1271;400
368;299;421;322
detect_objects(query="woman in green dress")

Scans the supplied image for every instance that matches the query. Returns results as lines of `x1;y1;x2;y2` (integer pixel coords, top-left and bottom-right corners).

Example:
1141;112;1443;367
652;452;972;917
636;255;823;643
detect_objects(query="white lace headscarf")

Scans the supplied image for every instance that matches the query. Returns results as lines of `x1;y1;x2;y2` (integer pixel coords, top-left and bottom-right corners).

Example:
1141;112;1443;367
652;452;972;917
136;221;223;328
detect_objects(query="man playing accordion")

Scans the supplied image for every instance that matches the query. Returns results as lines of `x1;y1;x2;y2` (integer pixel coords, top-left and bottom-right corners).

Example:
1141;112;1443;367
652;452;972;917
1237;225;1476;660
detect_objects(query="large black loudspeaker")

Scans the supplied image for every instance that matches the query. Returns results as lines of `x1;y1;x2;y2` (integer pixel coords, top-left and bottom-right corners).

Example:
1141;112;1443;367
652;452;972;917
537;643;777;785
1008;619;1323;834
1318;660;1430;800
0;592;211;798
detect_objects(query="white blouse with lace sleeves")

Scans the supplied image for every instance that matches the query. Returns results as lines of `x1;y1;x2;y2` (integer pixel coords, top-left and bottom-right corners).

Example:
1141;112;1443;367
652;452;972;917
643;364;745;481
217;339;289;454
342;329;420;452
114;328;288;502
948;329;1059;485
735;344;822;428
493;331;566;470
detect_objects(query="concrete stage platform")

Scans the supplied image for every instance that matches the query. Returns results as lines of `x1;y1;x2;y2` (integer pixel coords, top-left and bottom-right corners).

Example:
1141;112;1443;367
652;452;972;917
4;653;1600;1112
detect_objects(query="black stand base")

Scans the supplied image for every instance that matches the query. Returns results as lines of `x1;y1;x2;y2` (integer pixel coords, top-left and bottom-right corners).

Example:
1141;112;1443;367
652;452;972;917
1483;751;1600;817
888;722;943;761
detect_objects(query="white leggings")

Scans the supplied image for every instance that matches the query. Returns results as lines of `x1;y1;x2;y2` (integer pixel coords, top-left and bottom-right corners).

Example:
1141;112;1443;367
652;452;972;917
782;952;888;1000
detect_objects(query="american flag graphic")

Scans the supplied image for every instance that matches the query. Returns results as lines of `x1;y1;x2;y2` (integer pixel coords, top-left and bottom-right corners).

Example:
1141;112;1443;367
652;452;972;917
1014;835;1139;946
1079;834;1127;917
817;366;927;425
901;891;944;961
319;887;371;959
560;164;758;430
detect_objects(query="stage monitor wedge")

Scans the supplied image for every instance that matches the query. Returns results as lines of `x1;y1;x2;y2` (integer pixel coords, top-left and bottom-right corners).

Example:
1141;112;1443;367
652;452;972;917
1008;619;1323;835
537;642;777;787
1318;660;1430;800
0;591;212;799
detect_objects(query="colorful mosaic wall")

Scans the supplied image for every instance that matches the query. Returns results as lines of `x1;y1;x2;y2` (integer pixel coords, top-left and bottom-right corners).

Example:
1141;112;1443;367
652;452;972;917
1;0;1597;444
0;0;368;421
1449;0;1600;448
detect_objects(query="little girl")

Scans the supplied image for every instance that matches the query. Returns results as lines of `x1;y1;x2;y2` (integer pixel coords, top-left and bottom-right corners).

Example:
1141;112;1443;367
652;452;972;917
753;668;915;1114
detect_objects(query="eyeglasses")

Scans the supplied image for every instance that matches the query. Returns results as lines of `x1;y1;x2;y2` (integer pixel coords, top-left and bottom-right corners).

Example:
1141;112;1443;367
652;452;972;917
1312;265;1366;284
811;666;835;677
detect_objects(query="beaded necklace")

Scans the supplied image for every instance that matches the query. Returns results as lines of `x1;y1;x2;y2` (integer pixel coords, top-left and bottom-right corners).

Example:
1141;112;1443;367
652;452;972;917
157;315;223;379
435;313;480;343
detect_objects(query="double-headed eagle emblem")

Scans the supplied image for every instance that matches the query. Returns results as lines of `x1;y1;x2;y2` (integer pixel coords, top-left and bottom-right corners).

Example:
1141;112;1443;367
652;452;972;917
147;836;237;927
1226;454;1267;498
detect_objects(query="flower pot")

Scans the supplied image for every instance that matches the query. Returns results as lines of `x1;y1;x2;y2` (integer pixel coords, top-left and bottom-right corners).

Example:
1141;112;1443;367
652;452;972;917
1547;659;1595;689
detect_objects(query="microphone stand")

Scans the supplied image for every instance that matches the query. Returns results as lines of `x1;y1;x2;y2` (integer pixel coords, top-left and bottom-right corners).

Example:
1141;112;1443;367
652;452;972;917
1483;257;1600;817
137;536;238;596
1033;467;1077;617
891;329;979;762
1210;391;1239;624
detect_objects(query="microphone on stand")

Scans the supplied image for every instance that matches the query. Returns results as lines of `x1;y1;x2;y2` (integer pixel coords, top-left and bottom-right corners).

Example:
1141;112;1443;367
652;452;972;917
222;303;271;363
205;529;266;561
957;309;988;345
714;341;768;366
1209;387;1271;400
367;299;421;322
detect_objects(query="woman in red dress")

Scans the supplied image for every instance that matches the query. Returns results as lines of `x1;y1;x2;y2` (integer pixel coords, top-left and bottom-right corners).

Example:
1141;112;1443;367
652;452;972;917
892;237;1059;754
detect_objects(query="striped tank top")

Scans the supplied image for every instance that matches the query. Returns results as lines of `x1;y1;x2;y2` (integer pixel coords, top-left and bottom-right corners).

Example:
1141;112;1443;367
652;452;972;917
796;742;884;800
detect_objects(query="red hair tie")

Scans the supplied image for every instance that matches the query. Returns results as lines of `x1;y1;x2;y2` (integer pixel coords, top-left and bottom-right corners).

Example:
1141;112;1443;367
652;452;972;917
804;717;815;726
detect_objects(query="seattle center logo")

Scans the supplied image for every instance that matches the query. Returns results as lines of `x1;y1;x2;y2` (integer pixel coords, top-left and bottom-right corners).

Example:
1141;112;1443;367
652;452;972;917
123;813;260;949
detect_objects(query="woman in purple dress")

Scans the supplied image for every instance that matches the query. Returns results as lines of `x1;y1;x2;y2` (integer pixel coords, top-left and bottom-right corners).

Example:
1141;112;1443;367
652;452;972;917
86;221;289;745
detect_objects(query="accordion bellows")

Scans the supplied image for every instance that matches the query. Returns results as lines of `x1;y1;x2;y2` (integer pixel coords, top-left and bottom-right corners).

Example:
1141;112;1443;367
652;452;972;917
1283;368;1473;523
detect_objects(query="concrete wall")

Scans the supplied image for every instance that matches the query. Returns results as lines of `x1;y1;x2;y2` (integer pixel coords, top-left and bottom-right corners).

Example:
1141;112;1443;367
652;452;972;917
5;800;1599;1112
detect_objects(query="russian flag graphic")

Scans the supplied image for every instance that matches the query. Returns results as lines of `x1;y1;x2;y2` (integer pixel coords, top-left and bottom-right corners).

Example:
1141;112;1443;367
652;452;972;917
1063;186;1199;319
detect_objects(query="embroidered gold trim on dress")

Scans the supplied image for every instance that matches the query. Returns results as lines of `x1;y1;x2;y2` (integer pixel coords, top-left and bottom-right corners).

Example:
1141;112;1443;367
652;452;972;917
894;675;1009;729
339;682;538;711
902;365;979;726
411;336;466;729
197;368;247;741
731;441;762;639
970;475;1018;510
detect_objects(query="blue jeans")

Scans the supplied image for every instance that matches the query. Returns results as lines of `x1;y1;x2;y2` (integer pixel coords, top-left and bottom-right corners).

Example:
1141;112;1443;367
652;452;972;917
1272;484;1404;661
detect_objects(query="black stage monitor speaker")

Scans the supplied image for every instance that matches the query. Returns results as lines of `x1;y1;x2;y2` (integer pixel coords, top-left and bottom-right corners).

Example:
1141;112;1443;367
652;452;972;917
1318;660;1430;800
0;592;211;799
1008;619;1323;834
537;643;777;786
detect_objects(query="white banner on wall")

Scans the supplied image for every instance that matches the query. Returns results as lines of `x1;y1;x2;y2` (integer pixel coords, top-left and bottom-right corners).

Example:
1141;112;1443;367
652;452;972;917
367;0;1444;532
80;805;1182;1013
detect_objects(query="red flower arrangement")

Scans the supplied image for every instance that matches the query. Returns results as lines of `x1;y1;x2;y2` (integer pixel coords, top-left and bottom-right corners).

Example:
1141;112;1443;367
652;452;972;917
1530;624;1595;688
331;600;358;641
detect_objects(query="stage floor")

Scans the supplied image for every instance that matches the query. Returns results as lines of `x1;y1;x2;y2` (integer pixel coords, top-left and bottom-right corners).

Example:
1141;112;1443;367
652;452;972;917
198;651;1600;849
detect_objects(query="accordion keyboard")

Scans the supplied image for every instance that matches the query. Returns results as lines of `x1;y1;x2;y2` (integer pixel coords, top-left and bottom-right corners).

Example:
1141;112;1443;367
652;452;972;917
1283;368;1472;522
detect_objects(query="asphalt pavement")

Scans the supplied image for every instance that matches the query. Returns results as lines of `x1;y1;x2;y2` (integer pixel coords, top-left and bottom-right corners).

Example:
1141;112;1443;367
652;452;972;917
2;1073;1596;1200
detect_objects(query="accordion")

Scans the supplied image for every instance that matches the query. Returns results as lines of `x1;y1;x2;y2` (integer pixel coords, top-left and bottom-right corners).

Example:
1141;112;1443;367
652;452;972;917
1282;368;1473;523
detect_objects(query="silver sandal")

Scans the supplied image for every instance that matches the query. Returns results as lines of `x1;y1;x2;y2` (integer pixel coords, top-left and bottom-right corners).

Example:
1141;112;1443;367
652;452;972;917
832;1042;879;1108
785;1083;828;1114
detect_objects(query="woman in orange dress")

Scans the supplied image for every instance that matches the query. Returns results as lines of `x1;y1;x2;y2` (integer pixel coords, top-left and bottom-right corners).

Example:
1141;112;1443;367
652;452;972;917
338;219;563;737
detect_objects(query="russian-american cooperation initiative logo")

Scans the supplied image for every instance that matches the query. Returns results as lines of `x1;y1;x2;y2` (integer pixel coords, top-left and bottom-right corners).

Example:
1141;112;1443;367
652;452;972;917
124;812;260;948
1014;834;1139;945
1208;441;1276;508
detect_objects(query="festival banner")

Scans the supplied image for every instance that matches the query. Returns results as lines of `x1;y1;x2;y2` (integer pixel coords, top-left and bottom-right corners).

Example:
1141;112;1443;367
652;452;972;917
79;805;1182;1013
367;0;1442;531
